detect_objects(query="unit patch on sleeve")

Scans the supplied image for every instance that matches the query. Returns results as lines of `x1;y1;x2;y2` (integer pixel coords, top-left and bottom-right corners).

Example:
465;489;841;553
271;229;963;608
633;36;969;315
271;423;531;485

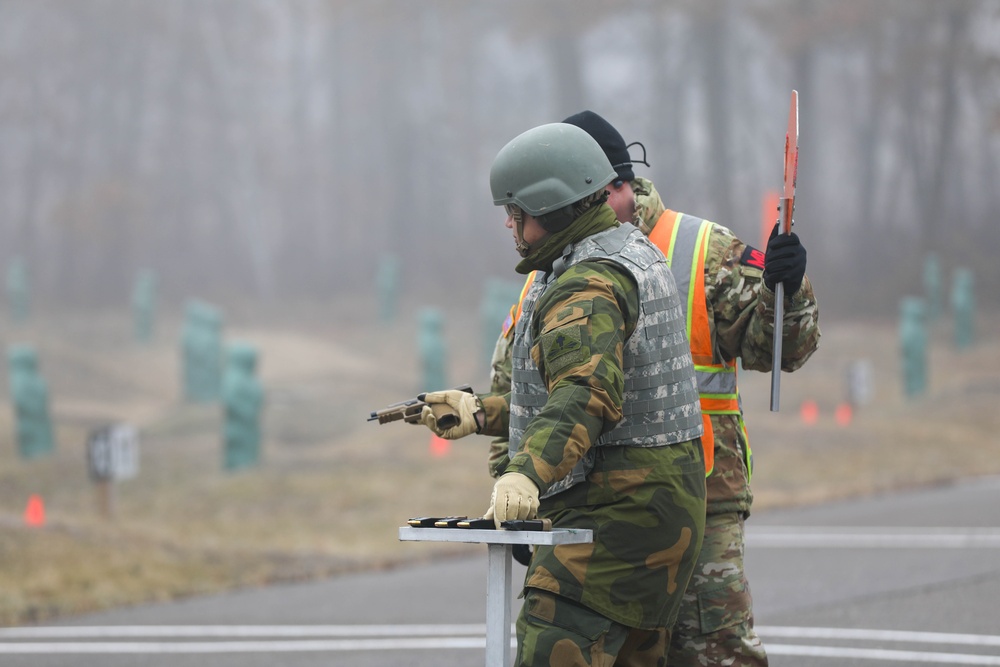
740;246;766;270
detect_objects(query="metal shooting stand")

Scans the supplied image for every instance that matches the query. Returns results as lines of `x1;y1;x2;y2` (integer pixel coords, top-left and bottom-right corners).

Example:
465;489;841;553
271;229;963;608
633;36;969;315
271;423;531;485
399;526;593;667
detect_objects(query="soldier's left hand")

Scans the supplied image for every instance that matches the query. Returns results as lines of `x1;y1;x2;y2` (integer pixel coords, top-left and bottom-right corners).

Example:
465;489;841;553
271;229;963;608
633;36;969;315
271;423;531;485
486;472;539;529
763;223;806;295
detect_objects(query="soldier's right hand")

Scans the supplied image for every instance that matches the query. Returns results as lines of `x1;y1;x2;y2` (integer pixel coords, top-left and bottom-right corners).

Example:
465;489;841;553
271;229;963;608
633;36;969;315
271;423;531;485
417;389;483;440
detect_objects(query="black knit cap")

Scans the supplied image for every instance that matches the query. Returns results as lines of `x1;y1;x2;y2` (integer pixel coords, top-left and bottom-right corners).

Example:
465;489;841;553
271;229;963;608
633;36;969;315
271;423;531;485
563;110;634;182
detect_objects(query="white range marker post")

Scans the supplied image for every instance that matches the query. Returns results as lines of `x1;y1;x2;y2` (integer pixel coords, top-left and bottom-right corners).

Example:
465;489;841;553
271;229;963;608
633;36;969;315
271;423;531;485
86;424;139;518
399;526;593;667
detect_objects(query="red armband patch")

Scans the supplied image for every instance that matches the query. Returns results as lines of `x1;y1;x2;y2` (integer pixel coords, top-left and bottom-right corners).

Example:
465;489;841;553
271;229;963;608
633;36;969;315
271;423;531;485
740;246;765;270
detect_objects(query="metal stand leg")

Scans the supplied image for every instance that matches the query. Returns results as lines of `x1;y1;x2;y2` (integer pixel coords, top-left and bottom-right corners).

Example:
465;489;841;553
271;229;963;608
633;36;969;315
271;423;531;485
399;525;590;666
485;543;512;667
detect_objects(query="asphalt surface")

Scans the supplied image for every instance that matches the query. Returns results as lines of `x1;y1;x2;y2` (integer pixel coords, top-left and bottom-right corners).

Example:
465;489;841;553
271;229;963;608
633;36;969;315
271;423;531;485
2;475;999;666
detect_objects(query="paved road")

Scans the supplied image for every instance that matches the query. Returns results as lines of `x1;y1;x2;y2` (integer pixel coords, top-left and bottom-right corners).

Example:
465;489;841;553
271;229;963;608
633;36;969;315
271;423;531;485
2;476;999;666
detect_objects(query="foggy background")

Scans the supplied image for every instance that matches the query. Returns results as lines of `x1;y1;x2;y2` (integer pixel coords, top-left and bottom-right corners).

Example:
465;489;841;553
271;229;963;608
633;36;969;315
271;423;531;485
2;0;1000;632
1;0;999;318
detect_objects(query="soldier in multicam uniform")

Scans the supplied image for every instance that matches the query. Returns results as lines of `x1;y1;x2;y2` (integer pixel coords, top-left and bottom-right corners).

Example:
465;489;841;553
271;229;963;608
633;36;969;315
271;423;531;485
488;111;820;666
416;121;707;667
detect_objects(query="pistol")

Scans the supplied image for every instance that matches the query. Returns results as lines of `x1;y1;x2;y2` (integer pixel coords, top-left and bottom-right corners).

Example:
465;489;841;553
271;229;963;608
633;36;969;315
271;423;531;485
367;384;473;428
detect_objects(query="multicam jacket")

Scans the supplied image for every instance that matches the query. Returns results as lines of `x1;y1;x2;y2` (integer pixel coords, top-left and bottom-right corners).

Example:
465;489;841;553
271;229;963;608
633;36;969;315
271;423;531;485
633;176;820;516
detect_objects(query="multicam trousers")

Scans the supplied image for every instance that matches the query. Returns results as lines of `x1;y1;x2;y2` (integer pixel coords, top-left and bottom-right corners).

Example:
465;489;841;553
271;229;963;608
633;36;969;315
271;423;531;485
667;512;768;666
515;589;668;667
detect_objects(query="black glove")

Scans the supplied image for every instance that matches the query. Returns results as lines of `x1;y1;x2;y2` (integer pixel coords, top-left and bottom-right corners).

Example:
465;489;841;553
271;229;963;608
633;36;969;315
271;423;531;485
763;223;806;295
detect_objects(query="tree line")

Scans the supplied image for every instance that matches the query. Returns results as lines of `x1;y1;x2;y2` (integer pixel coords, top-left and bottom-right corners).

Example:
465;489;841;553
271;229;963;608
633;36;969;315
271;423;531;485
0;0;997;316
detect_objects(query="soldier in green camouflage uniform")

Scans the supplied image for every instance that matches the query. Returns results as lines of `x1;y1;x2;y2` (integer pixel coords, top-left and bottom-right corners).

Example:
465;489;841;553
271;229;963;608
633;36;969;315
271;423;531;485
418;122;706;667
486;111;820;666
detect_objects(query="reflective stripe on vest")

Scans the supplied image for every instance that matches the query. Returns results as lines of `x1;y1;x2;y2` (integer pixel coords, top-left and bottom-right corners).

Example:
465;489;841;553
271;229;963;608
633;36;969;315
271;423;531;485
502;271;538;339
649;211;743;476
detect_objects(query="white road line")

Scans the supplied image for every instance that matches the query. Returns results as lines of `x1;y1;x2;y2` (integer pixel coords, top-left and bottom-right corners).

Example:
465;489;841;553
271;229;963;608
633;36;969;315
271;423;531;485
747;527;1000;548
2;624;1000;664
0;637;998;663
758;626;1000;647
6;625;1000;647
0;624;488;639
0;638;493;653
767;643;1000;665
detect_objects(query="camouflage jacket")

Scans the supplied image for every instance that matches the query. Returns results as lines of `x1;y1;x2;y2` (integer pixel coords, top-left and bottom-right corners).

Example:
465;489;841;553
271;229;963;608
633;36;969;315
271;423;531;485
479;206;694;490
505;224;701;499
634;176;820;515
479;205;706;629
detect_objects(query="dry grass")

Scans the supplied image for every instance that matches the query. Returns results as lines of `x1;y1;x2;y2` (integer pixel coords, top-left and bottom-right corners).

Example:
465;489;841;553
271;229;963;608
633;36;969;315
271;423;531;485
742;313;1000;508
0;299;997;626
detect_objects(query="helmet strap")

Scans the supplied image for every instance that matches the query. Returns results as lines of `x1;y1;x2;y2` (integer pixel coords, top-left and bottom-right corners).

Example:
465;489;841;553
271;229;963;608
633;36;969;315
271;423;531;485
513;210;532;257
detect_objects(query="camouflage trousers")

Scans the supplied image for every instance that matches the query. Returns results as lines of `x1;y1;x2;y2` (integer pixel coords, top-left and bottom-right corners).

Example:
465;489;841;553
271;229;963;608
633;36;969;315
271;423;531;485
667;512;767;666
515;589;669;667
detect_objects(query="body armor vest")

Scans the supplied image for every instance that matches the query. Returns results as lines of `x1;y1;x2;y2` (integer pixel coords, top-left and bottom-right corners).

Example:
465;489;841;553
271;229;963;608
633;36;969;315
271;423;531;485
509;224;702;498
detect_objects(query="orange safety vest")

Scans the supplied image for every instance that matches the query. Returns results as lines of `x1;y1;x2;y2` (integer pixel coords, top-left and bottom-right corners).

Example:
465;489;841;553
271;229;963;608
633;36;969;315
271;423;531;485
649;210;745;476
501;272;537;338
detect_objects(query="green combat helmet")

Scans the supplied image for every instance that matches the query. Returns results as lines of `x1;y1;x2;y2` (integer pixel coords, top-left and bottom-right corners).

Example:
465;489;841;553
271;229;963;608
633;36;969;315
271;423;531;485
490;122;616;234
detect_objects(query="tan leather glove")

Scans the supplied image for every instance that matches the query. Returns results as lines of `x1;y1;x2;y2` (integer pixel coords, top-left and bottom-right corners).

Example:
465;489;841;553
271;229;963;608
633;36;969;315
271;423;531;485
418;389;483;440
487;472;539;529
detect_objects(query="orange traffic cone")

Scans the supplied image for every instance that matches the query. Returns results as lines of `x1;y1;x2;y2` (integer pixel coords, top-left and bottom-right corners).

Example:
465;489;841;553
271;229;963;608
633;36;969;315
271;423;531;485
800;400;819;425
429;433;451;458
835;402;854;427
24;494;45;527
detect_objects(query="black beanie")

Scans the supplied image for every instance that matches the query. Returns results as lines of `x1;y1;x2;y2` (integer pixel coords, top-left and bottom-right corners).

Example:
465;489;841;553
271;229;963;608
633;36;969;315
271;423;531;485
563;110;634;182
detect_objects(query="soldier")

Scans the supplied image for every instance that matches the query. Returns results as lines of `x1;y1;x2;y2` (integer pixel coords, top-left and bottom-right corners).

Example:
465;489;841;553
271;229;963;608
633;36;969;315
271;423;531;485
415;122;707;666
488;110;821;667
